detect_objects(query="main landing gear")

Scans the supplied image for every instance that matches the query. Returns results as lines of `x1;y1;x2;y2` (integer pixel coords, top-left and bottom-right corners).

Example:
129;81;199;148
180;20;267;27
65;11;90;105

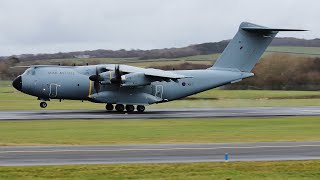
106;103;114;111
137;105;145;112
106;104;145;112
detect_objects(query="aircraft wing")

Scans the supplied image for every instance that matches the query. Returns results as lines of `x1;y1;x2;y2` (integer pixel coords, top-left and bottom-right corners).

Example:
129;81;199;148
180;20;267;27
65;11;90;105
104;64;190;79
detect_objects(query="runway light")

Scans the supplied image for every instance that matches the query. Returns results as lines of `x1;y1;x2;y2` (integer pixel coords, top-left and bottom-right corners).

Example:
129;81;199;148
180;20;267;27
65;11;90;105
225;153;229;162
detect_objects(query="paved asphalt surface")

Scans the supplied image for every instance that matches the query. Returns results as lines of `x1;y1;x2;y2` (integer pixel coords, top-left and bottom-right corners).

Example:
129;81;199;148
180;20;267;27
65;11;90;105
1;107;320;166
1;142;320;166
1;106;320;120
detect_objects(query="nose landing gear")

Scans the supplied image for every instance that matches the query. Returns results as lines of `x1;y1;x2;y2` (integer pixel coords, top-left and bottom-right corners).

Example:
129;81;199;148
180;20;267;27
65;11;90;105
40;102;47;108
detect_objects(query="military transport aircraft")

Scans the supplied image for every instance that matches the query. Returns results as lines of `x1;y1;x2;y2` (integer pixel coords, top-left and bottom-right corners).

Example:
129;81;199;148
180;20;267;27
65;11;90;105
12;22;305;112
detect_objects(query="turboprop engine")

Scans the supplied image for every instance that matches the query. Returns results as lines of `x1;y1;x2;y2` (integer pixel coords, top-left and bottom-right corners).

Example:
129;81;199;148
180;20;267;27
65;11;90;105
121;72;151;87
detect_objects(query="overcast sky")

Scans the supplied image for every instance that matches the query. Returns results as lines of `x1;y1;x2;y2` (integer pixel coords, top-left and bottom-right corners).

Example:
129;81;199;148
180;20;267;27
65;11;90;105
0;0;318;56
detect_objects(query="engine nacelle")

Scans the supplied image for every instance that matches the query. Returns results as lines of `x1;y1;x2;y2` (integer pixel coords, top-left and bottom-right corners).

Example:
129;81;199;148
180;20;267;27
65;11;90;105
121;73;151;87
94;71;116;84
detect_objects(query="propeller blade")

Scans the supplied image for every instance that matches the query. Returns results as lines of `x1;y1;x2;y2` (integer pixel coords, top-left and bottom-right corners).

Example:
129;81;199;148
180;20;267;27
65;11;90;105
110;64;122;84
115;65;120;74
90;66;100;80
94;81;100;93
89;66;101;93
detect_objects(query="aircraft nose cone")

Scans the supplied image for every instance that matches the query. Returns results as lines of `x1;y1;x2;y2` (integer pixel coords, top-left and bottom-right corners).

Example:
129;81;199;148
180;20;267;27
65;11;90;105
12;76;22;91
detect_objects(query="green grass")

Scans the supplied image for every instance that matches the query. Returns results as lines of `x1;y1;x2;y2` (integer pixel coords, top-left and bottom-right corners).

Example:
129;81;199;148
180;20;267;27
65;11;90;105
1;81;320;110
190;89;320;99
153;99;320;108
267;46;320;55
0;116;319;146
1;160;320;179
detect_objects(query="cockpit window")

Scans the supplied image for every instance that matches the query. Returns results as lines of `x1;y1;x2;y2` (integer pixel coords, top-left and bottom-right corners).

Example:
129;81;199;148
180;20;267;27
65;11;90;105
22;68;35;76
22;69;29;75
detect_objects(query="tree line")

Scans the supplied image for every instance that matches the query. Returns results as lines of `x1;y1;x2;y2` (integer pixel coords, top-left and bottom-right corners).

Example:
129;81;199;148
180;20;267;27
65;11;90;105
150;54;320;90
1;38;319;62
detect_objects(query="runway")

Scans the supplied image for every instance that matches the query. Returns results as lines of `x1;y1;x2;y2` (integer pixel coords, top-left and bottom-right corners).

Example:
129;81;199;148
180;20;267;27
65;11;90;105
1;141;320;166
1;106;320;120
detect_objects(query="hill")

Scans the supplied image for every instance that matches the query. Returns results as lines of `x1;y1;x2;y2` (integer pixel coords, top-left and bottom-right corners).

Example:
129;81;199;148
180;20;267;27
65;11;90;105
1;38;319;62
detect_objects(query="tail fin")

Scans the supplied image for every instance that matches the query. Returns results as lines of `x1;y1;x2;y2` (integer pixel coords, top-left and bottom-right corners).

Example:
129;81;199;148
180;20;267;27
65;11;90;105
211;22;306;72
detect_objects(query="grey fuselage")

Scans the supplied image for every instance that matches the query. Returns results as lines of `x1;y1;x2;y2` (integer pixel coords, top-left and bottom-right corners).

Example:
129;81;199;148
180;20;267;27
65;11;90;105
17;65;252;105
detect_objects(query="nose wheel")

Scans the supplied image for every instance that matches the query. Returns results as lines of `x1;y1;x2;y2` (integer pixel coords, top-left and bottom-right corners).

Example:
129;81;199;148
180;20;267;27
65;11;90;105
40;102;47;108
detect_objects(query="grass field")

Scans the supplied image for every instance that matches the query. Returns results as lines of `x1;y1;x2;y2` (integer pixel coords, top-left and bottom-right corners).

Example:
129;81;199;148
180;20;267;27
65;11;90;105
1;81;320;110
190;89;320;99
0;116;319;145
1;160;320;179
267;46;320;56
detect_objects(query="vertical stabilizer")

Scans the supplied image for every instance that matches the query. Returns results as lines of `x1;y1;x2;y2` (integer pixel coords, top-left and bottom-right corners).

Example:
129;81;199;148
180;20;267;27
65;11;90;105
211;22;306;72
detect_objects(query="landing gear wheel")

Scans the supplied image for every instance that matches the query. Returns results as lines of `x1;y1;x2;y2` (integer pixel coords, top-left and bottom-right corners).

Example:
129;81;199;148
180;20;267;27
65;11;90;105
106;103;114;111
137;105;145;112
125;105;135;112
40;102;47;108
115;104;125;112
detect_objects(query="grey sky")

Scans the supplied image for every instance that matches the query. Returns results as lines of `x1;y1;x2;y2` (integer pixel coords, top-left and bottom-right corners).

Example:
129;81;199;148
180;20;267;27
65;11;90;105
0;0;318;56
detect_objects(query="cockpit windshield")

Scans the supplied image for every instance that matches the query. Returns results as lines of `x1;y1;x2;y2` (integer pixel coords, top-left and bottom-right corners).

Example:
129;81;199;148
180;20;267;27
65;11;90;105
22;68;35;76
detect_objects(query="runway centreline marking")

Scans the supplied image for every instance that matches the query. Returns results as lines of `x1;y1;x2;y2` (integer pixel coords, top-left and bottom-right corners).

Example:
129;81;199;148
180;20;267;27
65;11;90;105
2;144;320;154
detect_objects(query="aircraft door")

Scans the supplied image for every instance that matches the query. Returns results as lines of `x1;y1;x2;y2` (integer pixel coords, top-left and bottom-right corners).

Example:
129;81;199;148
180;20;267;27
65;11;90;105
42;83;60;97
154;85;163;99
49;83;60;98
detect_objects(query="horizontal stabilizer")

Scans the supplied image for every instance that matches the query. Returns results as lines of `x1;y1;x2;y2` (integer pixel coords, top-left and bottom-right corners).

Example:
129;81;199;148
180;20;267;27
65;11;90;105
241;22;307;33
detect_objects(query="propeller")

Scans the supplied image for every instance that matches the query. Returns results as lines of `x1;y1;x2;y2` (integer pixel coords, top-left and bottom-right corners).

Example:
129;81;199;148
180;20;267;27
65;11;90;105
89;66;101;93
88;65;123;93
110;65;122;84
